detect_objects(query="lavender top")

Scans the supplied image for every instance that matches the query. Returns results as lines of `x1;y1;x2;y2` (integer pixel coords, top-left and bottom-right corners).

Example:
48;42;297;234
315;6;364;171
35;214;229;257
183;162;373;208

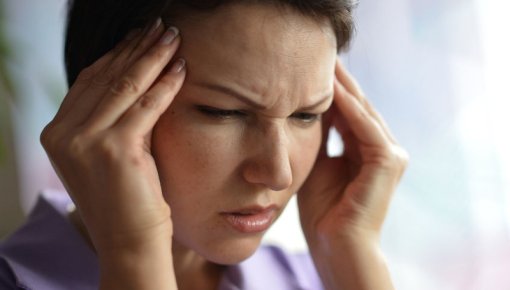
0;190;324;290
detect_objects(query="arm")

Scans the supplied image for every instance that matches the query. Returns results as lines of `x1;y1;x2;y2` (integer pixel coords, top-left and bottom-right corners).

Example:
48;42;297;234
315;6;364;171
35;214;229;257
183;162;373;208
40;19;185;290
98;227;176;290
309;232;395;290
298;59;408;290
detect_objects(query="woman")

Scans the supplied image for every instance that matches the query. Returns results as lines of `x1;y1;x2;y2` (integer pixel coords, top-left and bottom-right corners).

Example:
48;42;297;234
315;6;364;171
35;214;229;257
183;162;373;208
0;0;408;289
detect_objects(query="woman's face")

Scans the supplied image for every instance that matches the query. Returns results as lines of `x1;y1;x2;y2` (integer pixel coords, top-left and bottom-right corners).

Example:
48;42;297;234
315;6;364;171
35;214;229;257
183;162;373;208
152;3;337;264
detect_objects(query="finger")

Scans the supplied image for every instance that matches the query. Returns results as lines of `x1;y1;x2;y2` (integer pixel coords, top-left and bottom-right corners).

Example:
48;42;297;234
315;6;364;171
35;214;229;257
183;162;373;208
335;58;364;101
333;79;390;148
116;58;186;136
335;59;397;144
63;20;163;127
122;18;165;70
100;18;164;87
363;104;398;143
84;27;181;131
51;31;137;124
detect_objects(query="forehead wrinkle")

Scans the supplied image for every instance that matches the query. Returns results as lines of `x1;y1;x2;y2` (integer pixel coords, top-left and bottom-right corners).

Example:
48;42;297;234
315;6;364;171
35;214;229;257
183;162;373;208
194;75;333;116
174;2;337;112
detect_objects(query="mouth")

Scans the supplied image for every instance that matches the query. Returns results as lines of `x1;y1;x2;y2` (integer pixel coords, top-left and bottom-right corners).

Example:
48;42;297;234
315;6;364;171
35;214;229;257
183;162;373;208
220;205;278;234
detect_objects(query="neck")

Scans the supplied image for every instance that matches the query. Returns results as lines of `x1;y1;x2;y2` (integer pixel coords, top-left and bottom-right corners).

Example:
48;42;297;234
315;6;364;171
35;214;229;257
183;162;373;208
172;240;226;290
68;208;225;290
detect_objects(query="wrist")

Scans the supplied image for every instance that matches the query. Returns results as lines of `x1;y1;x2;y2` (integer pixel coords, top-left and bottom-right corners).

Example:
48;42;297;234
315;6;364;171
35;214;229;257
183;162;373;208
92;215;173;254
98;227;176;290
308;232;394;290
306;220;381;253
308;231;381;271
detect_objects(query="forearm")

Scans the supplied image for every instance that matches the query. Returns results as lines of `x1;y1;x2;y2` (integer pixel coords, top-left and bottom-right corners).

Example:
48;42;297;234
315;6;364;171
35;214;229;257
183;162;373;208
97;227;177;290
310;233;395;290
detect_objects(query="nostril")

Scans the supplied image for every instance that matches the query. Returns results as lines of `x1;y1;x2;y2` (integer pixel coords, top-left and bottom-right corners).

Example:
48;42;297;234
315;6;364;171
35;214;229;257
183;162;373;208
270;173;293;192
242;158;293;191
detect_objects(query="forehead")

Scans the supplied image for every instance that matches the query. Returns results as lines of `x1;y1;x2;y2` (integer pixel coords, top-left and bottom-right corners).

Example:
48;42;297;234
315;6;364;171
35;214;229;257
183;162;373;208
172;3;337;103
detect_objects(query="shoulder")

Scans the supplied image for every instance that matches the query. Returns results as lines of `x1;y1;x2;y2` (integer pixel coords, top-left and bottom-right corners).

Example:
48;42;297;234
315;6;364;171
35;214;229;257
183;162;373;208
220;244;324;290
0;190;99;290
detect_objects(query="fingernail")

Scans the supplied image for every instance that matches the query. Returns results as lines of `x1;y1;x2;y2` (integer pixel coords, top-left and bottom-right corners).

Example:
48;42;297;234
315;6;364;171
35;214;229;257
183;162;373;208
160;27;179;45
149;17;162;35
170;58;186;74
125;28;141;40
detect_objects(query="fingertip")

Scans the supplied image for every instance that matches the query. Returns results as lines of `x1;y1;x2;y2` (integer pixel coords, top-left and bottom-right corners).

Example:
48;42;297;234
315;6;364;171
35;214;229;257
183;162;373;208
159;26;180;46
168;58;186;74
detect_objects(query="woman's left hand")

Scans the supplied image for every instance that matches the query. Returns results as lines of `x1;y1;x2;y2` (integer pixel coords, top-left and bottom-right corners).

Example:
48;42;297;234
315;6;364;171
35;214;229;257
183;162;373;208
298;57;407;267
299;59;408;242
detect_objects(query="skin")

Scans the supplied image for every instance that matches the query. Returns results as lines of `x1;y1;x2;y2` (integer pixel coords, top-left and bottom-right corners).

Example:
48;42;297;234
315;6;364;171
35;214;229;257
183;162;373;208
152;4;337;288
41;2;407;290
156;1;335;270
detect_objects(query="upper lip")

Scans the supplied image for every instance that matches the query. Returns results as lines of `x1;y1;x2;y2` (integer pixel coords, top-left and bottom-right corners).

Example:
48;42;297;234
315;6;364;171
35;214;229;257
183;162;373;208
222;204;279;215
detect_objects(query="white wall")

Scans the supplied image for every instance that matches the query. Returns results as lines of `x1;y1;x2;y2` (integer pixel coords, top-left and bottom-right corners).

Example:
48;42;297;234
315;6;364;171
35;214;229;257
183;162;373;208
0;0;67;236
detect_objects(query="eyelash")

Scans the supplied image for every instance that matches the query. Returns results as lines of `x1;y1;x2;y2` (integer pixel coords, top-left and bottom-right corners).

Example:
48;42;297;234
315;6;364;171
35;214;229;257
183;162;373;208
196;106;320;124
197;106;246;118
291;112;321;123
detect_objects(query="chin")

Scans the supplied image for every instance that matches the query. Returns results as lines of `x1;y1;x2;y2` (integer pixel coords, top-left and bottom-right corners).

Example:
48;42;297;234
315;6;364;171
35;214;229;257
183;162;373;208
177;233;265;265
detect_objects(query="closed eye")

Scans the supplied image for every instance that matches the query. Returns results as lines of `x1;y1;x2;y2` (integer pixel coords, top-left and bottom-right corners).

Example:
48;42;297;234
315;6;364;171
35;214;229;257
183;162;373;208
196;105;246;119
291;112;320;123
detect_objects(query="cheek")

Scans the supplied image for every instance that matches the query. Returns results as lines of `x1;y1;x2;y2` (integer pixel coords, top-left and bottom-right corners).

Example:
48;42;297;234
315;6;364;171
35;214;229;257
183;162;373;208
151;111;240;200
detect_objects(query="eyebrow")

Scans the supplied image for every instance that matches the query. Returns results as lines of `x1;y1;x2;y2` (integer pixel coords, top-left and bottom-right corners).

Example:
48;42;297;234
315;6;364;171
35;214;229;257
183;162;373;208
195;81;333;111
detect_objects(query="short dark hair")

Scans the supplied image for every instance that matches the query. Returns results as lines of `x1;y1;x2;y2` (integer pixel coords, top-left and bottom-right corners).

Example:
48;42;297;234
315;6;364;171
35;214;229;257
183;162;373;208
64;0;357;86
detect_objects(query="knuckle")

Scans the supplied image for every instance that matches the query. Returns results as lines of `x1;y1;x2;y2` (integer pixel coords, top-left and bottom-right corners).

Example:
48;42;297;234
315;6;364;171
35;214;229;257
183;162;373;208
40;123;69;153
125;151;146;168
160;75;181;90
375;145;409;172
137;94;160;110
110;77;140;95
67;134;90;158
94;135;118;157
158;75;183;96
65;131;130;166
93;69;116;86
394;147;410;169
94;134;133;163
371;153;395;170
145;47;169;63
40;123;56;149
76;66;96;83
365;146;402;171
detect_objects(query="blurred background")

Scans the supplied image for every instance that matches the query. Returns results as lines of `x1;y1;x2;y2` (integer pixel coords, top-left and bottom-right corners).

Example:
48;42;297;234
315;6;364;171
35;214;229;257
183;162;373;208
1;0;509;289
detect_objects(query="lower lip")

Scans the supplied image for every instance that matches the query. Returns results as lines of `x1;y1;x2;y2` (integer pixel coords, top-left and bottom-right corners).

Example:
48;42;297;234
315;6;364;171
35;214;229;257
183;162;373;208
221;210;276;234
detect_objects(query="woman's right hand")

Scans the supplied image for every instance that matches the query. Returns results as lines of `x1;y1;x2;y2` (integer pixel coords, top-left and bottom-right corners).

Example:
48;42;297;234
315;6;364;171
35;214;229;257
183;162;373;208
40;19;185;289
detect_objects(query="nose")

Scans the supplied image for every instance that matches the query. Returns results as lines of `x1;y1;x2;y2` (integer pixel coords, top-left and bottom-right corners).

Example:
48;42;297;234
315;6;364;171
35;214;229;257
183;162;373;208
242;125;293;191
